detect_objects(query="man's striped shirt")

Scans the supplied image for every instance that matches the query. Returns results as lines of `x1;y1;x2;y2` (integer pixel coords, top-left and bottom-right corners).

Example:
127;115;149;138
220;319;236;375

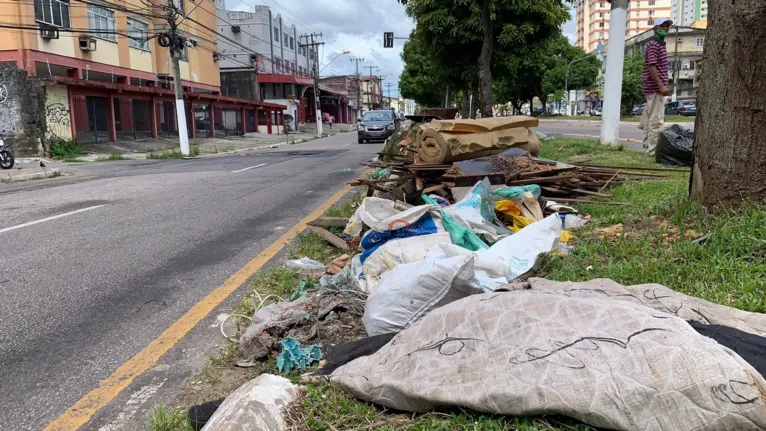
643;37;668;94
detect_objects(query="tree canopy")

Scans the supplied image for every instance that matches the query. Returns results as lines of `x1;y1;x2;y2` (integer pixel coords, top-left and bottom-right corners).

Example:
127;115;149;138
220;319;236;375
397;0;570;114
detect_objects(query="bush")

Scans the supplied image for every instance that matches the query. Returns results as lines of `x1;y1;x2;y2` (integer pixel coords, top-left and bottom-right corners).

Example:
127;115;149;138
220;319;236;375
49;139;87;159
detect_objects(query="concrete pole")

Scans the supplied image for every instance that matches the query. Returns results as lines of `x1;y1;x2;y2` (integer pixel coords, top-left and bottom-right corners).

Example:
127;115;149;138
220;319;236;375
600;0;628;146
565;65;569;116
168;0;190;155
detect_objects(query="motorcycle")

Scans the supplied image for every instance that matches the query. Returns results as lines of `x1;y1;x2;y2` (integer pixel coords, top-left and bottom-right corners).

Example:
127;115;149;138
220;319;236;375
0;137;15;169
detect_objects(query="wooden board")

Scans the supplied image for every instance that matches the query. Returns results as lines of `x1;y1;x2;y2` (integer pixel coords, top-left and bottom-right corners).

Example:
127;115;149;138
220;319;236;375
309;227;350;250
308;217;349;228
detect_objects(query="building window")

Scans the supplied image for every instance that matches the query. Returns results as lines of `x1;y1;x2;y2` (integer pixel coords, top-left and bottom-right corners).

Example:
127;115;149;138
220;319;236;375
649;10;655;16
647;19;654;25
88;5;116;42
127;18;149;51
599;22;604;28
599;12;604;17
695;37;705;47
274;27;279;42
34;0;70;28
599;2;604;8
289;36;294;50
283;32;288;46
688;61;695;70
649;0;655;4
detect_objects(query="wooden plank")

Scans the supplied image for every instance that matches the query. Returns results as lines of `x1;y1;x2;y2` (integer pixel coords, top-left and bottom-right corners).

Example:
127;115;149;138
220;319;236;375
568;188;614;198
573;163;690;172
545;198;632;206
598;172;619;193
355;180;390;194
422;184;447;194
506;174;578;186
308;217;349;228
309;227;350;250
455;173;506;187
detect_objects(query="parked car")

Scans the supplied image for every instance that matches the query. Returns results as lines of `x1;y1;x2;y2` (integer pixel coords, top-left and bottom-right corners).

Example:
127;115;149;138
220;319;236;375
357;110;396;144
633;104;645;116
667;100;697;116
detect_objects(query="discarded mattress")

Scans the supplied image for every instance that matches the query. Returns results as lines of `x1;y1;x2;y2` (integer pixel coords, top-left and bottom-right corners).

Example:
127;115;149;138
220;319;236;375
507;278;766;338
418;126;541;164
328;290;766;430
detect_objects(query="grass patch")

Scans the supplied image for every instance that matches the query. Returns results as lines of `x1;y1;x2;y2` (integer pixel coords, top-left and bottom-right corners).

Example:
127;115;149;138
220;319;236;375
539;138;766;314
62;158;88;163
148;145;201;159
151;405;193;431
325;188;365;219
95;153;126;162
49;139;87;159
293;383;593;431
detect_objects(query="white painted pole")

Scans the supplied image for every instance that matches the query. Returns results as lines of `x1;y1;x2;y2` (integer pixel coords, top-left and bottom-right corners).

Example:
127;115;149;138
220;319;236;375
600;0;628;146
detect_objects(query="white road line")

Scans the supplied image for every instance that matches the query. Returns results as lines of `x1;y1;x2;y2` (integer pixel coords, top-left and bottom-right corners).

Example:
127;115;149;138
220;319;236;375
0;204;107;234
230;163;268;174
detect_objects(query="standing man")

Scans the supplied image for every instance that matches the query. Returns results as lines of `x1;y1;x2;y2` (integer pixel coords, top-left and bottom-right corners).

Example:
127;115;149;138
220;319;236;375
641;17;672;156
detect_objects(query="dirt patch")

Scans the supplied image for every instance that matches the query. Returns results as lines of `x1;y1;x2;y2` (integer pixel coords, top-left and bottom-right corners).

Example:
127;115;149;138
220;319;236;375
593;217;704;245
489;154;558;175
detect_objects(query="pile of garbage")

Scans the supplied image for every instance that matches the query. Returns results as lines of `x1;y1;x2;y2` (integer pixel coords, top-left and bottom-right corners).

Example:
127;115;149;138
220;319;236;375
198;118;766;430
357;116;681;205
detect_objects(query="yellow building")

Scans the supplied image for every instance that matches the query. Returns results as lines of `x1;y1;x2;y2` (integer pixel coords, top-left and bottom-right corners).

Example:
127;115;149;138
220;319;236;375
575;0;672;53
0;0;284;146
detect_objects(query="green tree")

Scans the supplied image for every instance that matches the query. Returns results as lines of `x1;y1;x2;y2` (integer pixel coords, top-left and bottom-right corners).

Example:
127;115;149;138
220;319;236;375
398;0;569;117
621;52;644;115
398;30;450;107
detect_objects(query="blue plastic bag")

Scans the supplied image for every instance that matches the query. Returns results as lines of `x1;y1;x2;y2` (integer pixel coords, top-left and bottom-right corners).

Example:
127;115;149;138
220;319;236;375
276;337;322;373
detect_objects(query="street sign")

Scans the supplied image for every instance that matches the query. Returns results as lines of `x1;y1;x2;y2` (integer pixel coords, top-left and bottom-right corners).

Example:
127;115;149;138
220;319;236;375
383;32;394;48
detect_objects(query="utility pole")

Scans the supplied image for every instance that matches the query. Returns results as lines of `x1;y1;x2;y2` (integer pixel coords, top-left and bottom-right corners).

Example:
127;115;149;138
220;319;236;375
365;65;377;109
350;57;364;122
300;32;324;136
385;82;395;109
600;0;628;146
165;0;190;155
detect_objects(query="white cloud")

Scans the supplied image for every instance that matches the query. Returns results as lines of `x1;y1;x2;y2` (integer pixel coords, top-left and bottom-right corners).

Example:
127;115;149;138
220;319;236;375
225;0;414;97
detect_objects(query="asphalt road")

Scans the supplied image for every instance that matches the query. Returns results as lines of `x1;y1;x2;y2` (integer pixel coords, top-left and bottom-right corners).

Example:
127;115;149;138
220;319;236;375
535;119;645;151
0;132;379;430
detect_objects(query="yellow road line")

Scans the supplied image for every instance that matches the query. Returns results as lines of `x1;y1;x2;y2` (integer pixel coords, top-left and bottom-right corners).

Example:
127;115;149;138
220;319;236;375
44;184;354;430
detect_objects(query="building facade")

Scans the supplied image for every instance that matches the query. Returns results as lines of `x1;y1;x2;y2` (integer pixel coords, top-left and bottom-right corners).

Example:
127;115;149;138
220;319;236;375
625;25;706;98
671;0;708;26
215;3;319;130
574;0;672;53
0;0;285;154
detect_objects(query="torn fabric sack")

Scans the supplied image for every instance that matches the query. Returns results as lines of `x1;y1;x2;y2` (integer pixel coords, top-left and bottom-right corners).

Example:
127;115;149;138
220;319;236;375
329;291;766;431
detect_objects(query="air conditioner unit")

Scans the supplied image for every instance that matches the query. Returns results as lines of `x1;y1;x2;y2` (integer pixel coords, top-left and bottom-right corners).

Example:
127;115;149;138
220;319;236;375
40;27;59;40
231;25;240;33
79;36;97;51
212;53;221;61
249;54;258;63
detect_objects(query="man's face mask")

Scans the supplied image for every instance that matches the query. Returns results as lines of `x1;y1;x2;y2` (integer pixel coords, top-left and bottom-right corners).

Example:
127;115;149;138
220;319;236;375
656;29;669;38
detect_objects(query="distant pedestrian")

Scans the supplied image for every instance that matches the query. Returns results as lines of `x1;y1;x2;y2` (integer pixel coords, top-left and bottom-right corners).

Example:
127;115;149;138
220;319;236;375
328;115;333;129
641;17;672;156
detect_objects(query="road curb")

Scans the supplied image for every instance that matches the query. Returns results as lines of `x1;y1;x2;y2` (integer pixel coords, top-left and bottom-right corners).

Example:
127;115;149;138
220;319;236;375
1;169;61;183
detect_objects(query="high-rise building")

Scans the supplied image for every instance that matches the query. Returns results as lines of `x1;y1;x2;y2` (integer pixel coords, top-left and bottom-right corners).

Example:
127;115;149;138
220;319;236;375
574;0;672;53
671;0;708;26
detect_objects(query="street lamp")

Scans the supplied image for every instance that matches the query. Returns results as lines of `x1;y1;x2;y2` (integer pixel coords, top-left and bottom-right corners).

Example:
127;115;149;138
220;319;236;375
564;41;604;116
320;51;351;73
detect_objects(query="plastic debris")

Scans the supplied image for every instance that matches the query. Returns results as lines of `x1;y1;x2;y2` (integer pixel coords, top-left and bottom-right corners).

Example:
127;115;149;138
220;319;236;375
289;281;312;301
492;184;542;200
276;337;322;373
339;168;353;173
373;167;392;179
285;257;325;279
319;265;359;291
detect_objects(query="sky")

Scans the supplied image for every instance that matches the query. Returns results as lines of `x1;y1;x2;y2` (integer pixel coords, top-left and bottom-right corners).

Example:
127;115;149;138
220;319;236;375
225;0;577;98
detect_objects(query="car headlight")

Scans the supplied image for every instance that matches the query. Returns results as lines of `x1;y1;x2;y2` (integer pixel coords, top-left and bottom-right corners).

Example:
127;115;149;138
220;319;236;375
387;124;395;131
357;124;365;131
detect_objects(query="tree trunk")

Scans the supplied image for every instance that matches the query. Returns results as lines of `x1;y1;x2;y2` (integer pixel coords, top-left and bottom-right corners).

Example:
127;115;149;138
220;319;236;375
476;0;493;118
689;0;766;207
460;87;470;118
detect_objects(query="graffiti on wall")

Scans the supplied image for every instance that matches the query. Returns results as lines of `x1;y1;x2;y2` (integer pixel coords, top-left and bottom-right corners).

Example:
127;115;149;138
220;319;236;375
45;85;72;140
0;85;7;104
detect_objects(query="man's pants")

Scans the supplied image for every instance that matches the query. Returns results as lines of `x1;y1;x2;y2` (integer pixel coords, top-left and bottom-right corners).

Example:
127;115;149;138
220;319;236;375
642;93;666;156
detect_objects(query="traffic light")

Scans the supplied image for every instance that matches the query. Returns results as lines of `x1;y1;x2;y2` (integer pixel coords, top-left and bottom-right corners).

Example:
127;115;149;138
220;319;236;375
383;32;394;48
